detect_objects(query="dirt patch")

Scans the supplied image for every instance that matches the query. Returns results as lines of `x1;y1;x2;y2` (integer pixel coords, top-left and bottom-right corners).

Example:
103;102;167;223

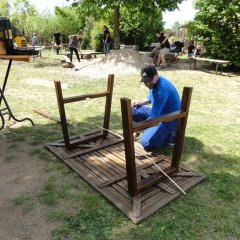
73;49;152;78
0;137;57;240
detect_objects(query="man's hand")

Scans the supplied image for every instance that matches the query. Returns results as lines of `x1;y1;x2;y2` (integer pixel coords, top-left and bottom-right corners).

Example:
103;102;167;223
132;99;150;107
132;101;143;107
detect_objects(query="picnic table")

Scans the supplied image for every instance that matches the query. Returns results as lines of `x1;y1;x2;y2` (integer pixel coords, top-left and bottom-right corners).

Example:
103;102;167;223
189;57;230;75
0;55;34;131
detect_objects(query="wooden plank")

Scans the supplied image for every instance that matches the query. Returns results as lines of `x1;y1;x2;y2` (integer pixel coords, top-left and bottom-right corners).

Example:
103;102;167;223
133;111;186;133
63;91;109;104
54;80;71;148
141;171;176;195
138;166;177;193
98;148;127;170
0;55;31;62
64;138;124;158
103;74;114;130
171;87;192;169
93;151;125;175
173;171;203;177
192;57;230;63
121;98;138;196
33;109;61;124
98;173;127;188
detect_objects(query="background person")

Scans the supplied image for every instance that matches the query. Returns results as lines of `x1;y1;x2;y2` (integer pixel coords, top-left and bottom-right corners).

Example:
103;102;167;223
103;25;111;55
68;31;83;63
152;30;170;69
132;65;181;149
53;28;62;55
31;33;38;47
188;40;195;58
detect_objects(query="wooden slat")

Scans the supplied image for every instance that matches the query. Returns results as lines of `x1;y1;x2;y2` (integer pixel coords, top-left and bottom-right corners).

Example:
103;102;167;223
138;166;177;193
192;57;230;63
64;138;124;158
171;87;192;169
133;111;186;133
0;55;31;62
33;109;61;124
54;80;71;148
103;74;114;130
63;91;109;104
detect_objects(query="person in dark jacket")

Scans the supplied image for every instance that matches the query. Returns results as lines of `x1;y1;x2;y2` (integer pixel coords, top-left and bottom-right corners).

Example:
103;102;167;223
103;25;111;55
68;31;83;63
152;30;171;69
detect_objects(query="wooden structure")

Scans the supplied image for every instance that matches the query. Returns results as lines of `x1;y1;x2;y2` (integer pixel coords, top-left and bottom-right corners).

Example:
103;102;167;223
46;85;205;223
0;55;34;131
190;57;230;75
51;74;116;149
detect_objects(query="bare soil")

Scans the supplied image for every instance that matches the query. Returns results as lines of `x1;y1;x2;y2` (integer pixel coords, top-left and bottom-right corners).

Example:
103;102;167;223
0;137;57;240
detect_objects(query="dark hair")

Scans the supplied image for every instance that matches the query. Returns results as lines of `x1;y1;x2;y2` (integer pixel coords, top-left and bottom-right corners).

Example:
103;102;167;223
103;25;108;29
155;30;161;34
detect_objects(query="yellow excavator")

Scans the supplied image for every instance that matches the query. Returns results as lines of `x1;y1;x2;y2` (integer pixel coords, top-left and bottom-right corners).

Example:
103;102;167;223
0;16;37;55
12;26;28;48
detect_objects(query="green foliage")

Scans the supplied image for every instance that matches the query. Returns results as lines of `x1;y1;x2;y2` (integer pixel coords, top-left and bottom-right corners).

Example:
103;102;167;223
90;20;112;51
120;6;163;48
193;0;240;70
0;0;11;17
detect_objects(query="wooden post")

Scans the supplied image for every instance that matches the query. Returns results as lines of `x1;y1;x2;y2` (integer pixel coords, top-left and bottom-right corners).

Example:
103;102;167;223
54;80;71;149
171;87;193;169
103;74;114;132
120;98;138;196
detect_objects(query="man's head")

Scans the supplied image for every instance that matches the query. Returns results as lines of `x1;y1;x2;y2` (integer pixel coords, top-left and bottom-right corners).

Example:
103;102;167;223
155;30;161;37
77;31;83;37
140;65;158;89
103;25;108;31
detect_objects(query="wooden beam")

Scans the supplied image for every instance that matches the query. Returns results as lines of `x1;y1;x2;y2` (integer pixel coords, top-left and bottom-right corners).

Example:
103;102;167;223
133;111;186;132
121;98;138;196
138;166;177;193
171;87;193;170
33;109;61;124
54;80;71;148
63;91;109;104
103;74;114;131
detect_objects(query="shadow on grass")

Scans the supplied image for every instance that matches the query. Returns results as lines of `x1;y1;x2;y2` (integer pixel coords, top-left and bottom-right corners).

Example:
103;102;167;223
31;60;61;69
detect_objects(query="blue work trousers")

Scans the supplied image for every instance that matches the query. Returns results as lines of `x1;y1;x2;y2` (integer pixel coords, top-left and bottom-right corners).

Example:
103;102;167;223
132;106;177;149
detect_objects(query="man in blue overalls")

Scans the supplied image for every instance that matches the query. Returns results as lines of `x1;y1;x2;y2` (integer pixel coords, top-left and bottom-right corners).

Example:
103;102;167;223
132;65;181;149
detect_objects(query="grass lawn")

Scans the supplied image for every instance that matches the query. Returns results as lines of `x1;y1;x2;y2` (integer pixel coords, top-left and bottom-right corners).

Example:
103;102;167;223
0;50;240;240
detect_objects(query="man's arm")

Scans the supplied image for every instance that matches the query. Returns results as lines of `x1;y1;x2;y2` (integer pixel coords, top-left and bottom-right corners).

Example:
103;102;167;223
148;92;168;119
152;43;161;52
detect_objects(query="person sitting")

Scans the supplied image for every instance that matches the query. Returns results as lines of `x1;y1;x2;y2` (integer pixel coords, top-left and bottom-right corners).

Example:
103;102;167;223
131;65;181;149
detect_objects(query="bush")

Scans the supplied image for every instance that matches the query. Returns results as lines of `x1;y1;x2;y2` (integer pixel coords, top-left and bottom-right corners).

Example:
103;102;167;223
90;20;112;52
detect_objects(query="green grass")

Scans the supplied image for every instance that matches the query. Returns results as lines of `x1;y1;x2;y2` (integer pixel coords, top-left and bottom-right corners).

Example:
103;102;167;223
1;50;240;239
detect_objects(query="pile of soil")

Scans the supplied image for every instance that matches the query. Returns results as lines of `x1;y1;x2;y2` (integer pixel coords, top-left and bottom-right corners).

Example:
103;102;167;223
75;49;152;78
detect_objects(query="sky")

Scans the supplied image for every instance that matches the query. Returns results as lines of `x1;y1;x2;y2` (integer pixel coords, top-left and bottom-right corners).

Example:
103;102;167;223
28;0;196;29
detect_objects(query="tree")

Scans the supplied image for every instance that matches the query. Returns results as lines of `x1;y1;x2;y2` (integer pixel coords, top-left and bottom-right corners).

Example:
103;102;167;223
0;0;11;17
69;0;185;49
193;0;240;69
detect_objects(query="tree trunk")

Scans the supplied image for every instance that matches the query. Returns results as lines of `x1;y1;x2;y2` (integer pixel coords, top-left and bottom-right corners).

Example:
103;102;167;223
113;4;120;50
